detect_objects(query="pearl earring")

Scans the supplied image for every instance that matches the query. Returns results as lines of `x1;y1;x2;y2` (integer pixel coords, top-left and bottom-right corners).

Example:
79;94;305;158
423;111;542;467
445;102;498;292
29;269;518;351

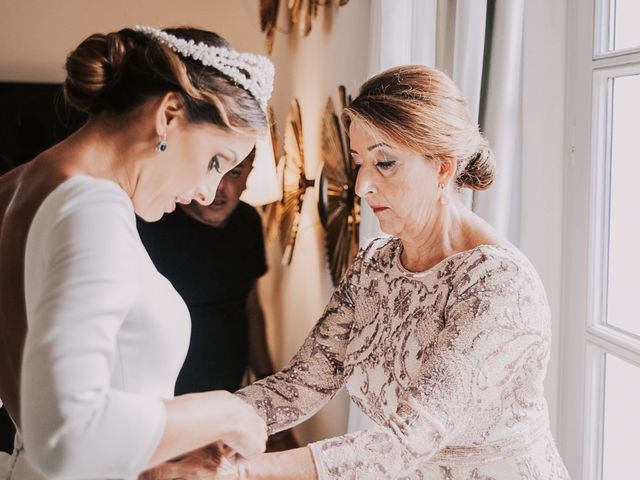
156;132;168;152
438;183;448;206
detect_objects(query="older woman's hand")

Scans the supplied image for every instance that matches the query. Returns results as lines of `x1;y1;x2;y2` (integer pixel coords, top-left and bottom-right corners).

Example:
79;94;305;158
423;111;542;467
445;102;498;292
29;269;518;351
139;442;241;480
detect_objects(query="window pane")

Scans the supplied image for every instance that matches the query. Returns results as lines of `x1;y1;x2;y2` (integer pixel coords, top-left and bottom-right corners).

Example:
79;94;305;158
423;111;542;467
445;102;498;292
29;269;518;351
602;353;640;479
606;74;640;338
613;0;640;51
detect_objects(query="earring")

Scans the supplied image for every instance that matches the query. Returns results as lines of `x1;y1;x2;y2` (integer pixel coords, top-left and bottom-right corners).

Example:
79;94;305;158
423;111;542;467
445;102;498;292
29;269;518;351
156;132;168;152
438;183;448;206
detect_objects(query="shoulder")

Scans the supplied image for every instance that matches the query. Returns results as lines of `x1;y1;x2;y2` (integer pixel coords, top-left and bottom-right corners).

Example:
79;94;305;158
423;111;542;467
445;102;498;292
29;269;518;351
448;244;546;303
41;175;134;224
357;235;397;263
337;236;397;284
236;201;261;221
233;201;263;231
26;176;141;295
32;176;138;252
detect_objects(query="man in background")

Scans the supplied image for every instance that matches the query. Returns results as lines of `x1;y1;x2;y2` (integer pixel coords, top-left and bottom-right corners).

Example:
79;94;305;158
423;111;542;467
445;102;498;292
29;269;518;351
137;147;275;394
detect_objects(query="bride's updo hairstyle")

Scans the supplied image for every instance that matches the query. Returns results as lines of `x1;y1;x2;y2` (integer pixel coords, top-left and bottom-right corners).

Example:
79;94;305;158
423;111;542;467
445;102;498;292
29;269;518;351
343;65;495;191
64;27;267;135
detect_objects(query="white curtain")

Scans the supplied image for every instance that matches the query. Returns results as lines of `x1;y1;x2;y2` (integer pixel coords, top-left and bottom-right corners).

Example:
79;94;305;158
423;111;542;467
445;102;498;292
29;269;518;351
436;0;488;208
473;0;524;243
349;0;525;432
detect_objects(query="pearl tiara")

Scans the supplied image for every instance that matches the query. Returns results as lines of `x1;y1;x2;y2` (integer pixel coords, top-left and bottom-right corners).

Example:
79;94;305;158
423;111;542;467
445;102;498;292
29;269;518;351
134;25;274;109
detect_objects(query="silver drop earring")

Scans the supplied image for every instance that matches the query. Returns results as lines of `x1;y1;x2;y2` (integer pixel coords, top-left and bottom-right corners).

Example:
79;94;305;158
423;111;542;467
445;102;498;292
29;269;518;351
156;132;168;152
438;183;448;206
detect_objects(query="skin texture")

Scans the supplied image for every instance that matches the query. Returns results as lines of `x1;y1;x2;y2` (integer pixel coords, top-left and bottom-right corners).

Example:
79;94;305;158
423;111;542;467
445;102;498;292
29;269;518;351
0;92;267;469
140;119;508;479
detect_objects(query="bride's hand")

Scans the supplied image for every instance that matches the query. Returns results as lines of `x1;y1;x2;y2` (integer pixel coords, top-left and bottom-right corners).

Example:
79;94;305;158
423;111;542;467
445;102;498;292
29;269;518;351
139;442;240;480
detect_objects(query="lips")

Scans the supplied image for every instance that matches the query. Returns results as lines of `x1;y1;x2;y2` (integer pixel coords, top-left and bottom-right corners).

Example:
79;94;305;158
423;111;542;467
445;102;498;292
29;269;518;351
371;206;388;213
211;198;227;207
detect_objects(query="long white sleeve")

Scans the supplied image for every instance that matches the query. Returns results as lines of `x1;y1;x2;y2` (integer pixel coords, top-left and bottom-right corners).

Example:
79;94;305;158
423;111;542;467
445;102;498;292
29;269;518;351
20;177;180;480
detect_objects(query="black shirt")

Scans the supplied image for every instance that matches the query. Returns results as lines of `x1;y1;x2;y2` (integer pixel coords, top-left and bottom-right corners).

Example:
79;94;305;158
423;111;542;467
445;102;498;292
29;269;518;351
136;202;267;394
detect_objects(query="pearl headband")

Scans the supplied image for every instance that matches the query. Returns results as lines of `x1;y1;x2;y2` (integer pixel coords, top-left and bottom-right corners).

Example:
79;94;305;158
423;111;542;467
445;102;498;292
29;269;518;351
134;25;274;109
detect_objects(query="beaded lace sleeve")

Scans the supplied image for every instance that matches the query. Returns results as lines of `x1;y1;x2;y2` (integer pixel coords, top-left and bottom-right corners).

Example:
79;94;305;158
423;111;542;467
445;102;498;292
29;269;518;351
235;248;365;435
307;258;547;479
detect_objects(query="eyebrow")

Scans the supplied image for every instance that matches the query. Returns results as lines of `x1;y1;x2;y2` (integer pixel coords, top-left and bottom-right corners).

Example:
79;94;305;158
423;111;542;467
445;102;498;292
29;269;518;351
349;142;390;155
223;149;239;165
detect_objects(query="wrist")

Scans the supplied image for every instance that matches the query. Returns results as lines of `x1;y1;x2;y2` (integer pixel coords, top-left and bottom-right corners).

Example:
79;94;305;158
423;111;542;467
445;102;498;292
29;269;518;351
200;391;246;439
236;458;251;480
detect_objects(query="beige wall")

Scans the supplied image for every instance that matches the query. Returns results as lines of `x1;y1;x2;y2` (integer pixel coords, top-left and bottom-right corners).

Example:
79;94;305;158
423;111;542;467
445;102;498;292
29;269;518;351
0;0;265;82
0;0;371;446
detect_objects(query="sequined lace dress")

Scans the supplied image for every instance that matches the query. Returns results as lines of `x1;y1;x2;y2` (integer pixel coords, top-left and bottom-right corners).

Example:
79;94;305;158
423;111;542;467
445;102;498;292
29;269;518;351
237;237;570;479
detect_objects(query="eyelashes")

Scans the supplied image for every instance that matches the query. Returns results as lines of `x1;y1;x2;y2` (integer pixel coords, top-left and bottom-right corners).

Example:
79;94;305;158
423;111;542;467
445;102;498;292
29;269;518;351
208;155;222;174
352;159;397;174
375;160;396;170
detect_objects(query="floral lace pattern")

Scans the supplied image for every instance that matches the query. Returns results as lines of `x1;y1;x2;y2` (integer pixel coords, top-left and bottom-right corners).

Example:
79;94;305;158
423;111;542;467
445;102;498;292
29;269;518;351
236;238;570;479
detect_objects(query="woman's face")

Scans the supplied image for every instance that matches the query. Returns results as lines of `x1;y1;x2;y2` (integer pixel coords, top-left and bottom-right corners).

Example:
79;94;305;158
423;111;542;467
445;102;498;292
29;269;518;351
350;119;441;239
136;118;255;222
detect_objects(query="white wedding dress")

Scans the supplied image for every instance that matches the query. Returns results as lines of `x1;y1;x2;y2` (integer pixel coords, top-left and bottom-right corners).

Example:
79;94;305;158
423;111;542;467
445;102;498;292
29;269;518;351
3;176;190;480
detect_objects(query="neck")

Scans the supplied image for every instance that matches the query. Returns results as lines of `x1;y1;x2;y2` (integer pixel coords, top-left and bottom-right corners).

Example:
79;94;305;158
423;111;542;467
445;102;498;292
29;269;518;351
398;198;479;272
50;115;146;199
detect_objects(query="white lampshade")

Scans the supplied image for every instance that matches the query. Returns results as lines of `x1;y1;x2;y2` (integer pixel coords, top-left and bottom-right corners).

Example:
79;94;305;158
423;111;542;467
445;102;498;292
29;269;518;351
240;131;282;206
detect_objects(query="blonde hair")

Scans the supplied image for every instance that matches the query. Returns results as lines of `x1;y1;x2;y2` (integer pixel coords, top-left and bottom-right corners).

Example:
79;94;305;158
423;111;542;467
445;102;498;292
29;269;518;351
64;27;267;136
343;65;495;190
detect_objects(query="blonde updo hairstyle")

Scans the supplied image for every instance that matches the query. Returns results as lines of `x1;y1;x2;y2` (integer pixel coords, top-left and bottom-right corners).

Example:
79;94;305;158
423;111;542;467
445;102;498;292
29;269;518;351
64;27;267;135
343;65;495;191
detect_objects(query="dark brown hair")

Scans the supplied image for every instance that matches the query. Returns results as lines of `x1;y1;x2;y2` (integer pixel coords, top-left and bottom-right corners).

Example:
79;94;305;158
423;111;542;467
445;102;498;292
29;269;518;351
343;65;495;191
64;27;267;135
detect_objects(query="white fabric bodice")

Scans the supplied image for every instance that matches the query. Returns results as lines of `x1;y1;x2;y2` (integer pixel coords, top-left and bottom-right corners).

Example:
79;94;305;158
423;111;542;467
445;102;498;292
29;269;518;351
5;176;190;480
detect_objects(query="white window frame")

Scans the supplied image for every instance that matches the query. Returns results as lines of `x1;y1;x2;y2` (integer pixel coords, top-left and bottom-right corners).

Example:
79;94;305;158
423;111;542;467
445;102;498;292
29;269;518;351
561;1;640;478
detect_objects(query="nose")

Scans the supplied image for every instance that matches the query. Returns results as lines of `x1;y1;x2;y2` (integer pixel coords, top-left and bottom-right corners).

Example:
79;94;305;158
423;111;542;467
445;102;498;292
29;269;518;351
354;164;377;198
193;181;218;205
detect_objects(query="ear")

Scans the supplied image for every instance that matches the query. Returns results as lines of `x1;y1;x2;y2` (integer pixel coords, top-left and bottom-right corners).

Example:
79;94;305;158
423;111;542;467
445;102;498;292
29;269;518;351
438;156;458;184
154;92;186;136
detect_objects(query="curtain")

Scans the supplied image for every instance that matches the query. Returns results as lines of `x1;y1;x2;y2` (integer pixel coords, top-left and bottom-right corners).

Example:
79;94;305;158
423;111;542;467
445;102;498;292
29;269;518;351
473;0;524;242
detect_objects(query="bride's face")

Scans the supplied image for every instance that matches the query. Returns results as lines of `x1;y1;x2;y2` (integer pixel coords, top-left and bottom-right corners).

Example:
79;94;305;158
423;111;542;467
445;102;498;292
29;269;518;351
134;115;255;222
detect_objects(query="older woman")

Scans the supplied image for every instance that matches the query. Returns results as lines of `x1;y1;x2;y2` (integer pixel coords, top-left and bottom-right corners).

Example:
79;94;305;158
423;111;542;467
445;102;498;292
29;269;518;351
0;26;273;480
150;65;570;479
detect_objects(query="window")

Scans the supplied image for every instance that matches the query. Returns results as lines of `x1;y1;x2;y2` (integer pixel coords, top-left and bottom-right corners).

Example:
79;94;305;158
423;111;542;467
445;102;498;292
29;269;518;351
563;1;640;478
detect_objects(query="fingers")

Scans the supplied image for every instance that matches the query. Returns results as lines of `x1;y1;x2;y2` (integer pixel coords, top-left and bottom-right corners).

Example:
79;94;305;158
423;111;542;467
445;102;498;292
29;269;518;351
220;397;267;459
138;447;223;480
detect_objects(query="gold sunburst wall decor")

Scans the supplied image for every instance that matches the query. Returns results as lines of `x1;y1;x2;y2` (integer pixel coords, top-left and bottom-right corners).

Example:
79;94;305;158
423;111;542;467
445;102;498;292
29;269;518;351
317;86;360;286
259;0;351;54
262;105;282;243
259;0;280;54
279;99;314;265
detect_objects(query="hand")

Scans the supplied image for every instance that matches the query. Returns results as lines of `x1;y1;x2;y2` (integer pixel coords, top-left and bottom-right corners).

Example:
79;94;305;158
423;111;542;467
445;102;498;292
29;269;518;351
139;442;240;480
208;391;267;459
